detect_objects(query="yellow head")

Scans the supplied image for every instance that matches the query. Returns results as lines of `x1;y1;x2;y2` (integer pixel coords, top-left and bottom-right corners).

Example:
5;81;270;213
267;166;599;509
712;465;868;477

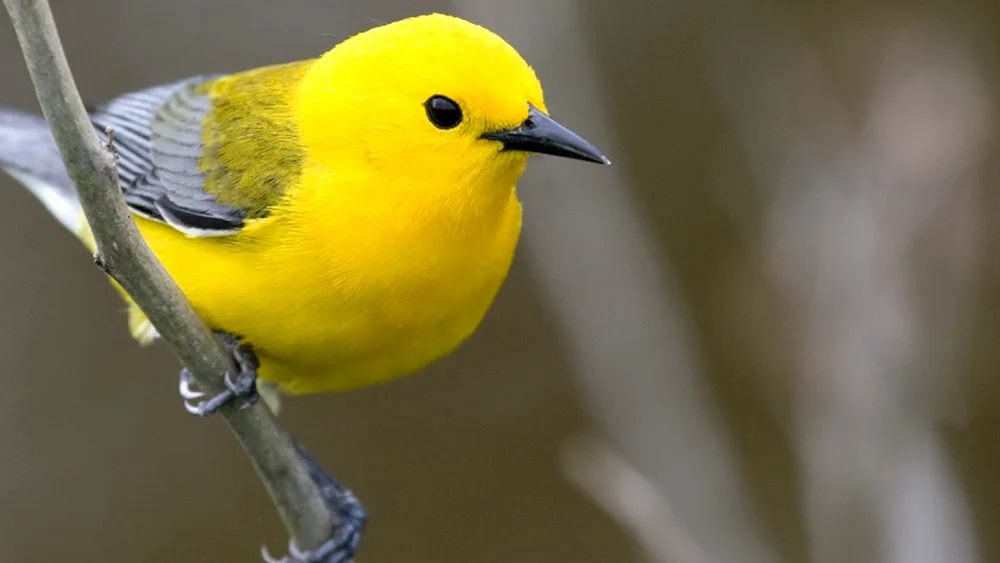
295;14;607;202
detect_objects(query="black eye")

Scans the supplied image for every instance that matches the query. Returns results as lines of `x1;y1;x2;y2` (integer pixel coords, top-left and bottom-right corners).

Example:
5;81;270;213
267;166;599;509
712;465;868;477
424;95;463;129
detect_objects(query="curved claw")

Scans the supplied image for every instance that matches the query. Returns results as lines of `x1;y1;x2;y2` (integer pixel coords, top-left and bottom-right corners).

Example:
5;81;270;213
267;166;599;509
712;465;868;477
224;370;260;411
224;369;257;396
260;534;359;563
179;370;204;400
258;442;367;563
184;399;205;416
295;524;363;563
184;397;220;417
183;387;239;417
261;543;290;563
178;333;259;416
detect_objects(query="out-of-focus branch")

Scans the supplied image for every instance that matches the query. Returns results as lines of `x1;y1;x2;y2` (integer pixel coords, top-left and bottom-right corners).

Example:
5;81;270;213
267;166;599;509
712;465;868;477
562;435;712;563
705;9;984;562
453;3;779;563
2;0;334;553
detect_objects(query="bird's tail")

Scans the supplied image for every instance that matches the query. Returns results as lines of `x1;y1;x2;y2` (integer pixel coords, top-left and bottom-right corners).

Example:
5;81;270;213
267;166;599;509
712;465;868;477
0;107;158;344
0;106;85;235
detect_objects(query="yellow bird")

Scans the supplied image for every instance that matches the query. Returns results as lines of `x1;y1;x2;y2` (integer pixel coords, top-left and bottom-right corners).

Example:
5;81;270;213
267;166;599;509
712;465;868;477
2;13;607;561
2;13;606;403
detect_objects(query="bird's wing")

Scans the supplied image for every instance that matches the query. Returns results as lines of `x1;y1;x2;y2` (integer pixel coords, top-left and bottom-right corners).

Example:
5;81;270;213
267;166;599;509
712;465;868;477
89;75;250;237
92;61;311;237
1;62;310;238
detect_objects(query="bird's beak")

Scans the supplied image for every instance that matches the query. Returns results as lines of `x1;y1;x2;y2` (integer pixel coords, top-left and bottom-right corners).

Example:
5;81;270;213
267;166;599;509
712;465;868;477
481;105;611;165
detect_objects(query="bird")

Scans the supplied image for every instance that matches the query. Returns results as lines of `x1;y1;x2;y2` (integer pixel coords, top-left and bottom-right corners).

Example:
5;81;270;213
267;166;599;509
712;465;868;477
0;13;608;562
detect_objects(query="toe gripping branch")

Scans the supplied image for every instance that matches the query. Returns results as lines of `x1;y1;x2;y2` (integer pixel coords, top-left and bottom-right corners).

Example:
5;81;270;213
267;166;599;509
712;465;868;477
261;440;368;563
179;333;260;416
174;333;367;562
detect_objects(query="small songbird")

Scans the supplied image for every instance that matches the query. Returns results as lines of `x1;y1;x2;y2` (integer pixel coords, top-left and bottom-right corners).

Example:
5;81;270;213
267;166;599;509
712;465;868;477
1;13;606;401
1;12;608;561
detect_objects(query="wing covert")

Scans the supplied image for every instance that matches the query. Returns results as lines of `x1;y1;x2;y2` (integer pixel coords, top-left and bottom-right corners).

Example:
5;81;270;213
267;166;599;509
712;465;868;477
89;75;247;236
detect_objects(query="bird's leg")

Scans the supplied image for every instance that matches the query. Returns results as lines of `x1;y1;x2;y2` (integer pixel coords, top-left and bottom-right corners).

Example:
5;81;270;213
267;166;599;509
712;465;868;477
179;333;260;416
261;440;367;563
178;340;366;561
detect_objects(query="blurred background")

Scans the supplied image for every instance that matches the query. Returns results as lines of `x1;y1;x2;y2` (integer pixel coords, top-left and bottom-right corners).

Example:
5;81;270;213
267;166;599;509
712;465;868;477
1;0;999;562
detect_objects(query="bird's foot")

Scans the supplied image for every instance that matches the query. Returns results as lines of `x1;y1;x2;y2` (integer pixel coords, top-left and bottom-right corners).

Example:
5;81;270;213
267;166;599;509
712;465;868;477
179;333;260;416
261;441;367;563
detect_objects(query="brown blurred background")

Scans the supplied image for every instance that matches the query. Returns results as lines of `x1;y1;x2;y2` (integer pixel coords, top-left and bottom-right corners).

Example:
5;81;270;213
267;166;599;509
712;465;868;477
2;1;1000;562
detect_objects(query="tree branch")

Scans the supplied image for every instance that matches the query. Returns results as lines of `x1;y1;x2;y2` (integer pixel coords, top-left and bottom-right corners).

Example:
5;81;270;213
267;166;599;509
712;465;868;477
3;0;334;554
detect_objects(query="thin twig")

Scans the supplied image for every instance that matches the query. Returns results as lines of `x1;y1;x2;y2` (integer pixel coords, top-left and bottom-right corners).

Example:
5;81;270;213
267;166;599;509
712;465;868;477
561;435;714;563
2;0;334;553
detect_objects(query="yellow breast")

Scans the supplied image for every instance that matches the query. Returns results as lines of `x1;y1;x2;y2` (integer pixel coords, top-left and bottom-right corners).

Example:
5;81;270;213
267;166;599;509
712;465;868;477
134;164;523;394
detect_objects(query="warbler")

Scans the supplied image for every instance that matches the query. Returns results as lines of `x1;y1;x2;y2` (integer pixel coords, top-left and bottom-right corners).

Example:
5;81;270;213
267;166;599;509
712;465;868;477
1;13;607;405
2;12;609;561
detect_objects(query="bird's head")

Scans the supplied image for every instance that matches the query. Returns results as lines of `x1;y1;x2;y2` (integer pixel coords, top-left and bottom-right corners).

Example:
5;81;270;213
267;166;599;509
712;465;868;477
296;13;608;198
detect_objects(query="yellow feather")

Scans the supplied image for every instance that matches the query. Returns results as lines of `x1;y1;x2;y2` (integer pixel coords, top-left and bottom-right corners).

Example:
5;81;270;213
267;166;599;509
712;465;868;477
197;60;312;214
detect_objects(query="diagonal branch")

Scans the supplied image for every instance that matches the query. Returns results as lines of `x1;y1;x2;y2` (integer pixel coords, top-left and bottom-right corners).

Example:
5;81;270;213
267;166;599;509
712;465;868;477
2;0;334;554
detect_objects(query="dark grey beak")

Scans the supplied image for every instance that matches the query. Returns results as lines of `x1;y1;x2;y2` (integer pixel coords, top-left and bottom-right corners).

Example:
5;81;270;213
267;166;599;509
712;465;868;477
481;105;610;165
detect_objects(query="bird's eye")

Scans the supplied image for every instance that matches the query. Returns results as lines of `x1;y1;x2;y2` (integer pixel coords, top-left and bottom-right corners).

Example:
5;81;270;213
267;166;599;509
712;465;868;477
424;95;463;129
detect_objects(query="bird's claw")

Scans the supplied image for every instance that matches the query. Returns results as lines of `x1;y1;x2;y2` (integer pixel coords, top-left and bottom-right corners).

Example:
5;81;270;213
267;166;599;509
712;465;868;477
260;441;367;563
260;524;363;563
183;381;258;416
179;334;260;416
178;369;204;400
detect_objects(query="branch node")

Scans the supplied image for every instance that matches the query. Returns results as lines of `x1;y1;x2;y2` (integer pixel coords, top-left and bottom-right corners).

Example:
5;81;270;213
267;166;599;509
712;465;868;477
103;126;118;162
92;251;109;273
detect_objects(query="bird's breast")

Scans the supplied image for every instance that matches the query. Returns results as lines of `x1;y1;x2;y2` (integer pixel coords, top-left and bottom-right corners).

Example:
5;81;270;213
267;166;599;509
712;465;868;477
163;183;524;392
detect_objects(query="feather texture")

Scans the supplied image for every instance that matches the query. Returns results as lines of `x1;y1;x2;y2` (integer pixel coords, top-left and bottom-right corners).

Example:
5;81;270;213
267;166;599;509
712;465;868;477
2;61;312;238
89;76;251;235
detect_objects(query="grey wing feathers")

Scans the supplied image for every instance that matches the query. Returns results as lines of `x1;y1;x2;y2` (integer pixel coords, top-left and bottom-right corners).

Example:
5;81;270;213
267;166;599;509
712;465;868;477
147;80;247;234
89;76;246;236
0;75;247;238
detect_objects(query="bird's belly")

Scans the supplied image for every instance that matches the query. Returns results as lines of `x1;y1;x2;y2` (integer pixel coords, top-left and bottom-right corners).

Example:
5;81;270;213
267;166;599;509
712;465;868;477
248;265;511;394
141;202;521;394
